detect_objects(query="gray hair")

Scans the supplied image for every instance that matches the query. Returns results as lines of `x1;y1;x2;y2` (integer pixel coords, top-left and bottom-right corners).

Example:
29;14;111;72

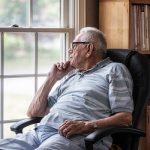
79;27;107;57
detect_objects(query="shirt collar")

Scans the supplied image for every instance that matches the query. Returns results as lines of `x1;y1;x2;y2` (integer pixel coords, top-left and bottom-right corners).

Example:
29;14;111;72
76;57;112;74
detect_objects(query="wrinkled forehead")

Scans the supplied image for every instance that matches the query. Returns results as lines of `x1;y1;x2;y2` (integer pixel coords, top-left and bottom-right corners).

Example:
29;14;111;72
73;32;85;42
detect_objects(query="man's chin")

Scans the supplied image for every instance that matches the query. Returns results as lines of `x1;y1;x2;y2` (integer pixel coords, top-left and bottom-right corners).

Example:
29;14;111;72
70;62;75;68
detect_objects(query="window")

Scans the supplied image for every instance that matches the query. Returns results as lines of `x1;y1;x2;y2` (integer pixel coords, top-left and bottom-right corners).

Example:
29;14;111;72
0;0;86;138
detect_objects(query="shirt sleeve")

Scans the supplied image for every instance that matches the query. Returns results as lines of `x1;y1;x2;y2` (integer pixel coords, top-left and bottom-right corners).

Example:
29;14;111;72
108;63;134;114
47;81;61;108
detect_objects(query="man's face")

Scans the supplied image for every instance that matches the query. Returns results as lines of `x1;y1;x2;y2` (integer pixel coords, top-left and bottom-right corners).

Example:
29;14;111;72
68;33;89;69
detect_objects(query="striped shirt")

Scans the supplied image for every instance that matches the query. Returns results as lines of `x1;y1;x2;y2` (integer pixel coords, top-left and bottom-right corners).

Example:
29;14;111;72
39;58;134;129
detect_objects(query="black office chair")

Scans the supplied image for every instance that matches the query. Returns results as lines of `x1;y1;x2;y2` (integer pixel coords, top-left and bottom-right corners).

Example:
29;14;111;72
10;49;150;150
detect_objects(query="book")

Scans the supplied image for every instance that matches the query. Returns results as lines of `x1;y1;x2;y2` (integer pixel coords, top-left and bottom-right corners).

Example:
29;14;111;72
133;4;150;51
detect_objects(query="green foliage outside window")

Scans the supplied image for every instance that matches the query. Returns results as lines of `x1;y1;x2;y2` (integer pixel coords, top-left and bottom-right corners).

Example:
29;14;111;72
0;0;60;27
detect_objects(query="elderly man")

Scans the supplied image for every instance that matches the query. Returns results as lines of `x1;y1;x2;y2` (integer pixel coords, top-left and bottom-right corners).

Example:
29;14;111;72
0;27;133;150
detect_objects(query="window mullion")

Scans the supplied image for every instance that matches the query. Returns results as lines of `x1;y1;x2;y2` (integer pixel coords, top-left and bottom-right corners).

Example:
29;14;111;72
74;0;86;35
29;0;33;27
61;0;69;28
69;0;75;28
35;32;38;93
0;32;4;138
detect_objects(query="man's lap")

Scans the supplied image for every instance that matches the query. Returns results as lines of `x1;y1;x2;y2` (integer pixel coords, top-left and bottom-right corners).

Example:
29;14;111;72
36;134;84;150
0;128;110;150
36;134;110;150
0;129;84;150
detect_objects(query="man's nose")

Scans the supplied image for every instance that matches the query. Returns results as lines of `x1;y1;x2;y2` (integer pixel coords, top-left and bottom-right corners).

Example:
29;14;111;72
68;49;73;54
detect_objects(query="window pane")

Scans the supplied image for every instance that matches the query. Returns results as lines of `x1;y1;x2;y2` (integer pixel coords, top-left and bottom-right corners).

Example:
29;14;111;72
4;78;34;120
33;0;60;27
38;33;61;74
38;77;46;89
4;123;35;138
4;33;35;75
0;0;28;27
38;77;60;95
4;123;16;138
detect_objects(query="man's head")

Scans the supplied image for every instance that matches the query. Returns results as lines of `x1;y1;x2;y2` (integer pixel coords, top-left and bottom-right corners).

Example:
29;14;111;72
69;27;107;70
79;27;107;55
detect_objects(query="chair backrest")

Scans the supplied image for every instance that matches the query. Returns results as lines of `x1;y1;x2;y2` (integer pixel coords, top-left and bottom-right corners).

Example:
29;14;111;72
106;49;150;149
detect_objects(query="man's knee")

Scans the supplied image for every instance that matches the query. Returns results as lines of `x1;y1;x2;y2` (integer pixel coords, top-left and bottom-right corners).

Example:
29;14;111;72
36;134;83;150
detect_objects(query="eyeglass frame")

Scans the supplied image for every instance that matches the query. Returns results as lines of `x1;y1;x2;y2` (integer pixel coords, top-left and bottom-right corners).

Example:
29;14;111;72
71;42;91;50
70;42;106;57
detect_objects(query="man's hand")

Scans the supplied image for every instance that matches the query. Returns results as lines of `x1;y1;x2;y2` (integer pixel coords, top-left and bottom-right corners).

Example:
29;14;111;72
49;61;74;81
58;120;87;138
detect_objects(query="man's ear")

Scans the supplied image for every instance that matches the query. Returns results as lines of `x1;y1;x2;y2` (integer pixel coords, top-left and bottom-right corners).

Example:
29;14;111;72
86;44;94;58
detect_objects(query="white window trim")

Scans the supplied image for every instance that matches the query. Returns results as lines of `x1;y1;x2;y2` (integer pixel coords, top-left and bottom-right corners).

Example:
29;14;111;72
74;0;86;35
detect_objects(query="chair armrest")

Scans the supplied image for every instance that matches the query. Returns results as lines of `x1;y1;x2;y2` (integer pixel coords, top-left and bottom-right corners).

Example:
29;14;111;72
84;126;145;150
10;117;42;134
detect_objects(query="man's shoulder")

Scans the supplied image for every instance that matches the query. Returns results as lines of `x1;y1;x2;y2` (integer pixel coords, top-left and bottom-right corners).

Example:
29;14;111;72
104;61;131;77
106;61;127;71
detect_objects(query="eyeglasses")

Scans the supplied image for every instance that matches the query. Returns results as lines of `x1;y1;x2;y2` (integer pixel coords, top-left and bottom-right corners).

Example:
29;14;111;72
71;42;90;49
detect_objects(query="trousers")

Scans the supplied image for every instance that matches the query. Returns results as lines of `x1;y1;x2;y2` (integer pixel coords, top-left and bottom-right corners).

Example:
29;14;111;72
0;125;111;150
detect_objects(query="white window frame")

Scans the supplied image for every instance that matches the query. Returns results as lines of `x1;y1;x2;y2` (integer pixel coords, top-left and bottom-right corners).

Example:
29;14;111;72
74;0;86;35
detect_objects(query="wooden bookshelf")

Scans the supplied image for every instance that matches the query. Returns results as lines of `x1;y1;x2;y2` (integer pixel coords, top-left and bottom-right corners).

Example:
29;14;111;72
99;1;150;150
99;0;150;54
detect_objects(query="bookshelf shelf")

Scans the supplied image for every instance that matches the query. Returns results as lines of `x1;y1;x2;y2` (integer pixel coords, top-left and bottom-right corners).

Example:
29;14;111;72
130;0;150;5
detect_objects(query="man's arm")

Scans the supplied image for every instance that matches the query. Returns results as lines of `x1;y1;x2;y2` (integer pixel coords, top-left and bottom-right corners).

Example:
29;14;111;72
88;111;132;128
26;74;57;117
27;61;73;117
59;112;132;138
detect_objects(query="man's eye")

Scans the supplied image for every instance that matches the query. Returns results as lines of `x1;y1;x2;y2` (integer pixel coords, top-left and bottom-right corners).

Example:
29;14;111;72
72;44;76;49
